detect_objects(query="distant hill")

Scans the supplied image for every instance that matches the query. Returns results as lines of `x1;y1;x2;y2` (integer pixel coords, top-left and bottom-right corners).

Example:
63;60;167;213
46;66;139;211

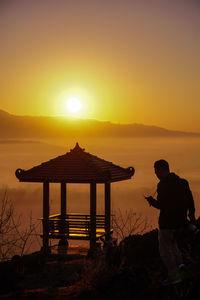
0;109;200;139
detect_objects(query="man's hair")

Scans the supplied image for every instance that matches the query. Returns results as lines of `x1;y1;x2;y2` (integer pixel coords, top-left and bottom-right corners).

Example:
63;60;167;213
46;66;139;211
154;159;169;171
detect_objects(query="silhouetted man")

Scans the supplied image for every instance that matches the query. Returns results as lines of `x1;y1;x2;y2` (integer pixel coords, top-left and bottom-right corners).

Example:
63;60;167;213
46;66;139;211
145;159;195;286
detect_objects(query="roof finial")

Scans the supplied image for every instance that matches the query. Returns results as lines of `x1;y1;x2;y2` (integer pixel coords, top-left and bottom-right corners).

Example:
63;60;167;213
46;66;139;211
70;142;85;152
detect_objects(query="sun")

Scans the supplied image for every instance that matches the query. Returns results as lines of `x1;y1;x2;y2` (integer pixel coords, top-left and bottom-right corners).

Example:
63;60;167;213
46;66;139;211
67;97;82;113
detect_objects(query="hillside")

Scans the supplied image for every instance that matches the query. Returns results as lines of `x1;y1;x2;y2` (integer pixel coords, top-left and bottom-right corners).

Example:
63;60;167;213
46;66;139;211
0;109;200;139
1;226;200;299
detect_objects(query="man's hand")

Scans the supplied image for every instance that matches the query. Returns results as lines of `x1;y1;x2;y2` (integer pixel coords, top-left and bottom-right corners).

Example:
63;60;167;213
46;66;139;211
144;196;154;206
189;216;196;225
189;211;196;224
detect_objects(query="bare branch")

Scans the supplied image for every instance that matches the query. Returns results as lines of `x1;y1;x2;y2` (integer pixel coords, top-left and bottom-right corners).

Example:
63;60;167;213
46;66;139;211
112;208;150;241
0;191;40;261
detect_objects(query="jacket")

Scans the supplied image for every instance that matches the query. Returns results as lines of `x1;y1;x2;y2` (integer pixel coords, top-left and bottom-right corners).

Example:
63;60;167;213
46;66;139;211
150;173;195;229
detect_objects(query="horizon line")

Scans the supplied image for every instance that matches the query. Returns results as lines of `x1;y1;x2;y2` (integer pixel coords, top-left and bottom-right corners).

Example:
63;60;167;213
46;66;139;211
1;108;200;135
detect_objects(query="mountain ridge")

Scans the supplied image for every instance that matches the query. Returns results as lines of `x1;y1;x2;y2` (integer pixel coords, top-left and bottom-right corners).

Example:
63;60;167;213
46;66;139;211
0;109;199;138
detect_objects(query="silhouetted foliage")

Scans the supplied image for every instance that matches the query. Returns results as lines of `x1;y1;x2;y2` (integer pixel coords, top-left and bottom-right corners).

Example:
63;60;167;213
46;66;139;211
113;208;150;241
0;191;40;261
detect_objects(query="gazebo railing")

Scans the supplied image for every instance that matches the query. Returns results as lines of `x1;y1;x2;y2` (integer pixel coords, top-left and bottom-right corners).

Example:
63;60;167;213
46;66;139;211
41;213;112;240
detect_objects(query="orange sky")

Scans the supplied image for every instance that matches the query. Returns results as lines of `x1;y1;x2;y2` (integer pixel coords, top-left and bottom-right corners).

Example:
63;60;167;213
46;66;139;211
0;0;200;131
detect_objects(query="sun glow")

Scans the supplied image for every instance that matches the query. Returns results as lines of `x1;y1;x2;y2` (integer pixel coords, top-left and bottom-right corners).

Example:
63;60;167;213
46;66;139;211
67;97;82;114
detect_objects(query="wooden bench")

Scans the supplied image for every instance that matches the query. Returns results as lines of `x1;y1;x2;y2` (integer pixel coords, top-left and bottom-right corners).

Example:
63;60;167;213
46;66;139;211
40;213;113;240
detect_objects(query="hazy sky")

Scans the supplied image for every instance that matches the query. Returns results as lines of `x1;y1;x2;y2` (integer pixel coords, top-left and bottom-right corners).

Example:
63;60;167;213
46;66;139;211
0;0;199;131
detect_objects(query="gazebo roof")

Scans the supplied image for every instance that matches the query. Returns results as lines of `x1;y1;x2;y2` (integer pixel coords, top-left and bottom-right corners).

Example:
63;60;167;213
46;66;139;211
15;143;135;183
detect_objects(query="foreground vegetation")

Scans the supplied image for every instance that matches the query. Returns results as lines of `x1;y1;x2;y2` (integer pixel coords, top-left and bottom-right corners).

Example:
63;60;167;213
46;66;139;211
1;191;200;299
1;222;200;299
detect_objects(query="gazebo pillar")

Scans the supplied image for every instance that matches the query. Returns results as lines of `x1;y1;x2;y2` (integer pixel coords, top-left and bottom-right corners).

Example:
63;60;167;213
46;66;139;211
105;182;111;240
61;182;67;217
58;182;68;252
90;183;97;251
43;182;50;253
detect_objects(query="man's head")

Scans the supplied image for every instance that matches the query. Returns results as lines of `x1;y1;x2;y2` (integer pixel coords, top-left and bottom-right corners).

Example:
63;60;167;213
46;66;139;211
154;159;170;180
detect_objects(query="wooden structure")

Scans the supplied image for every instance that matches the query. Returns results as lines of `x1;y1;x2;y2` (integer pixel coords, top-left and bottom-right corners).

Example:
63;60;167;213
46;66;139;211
15;143;135;253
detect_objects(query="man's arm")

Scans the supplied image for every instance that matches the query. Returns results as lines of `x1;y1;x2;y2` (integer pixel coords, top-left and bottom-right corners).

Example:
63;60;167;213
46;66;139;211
145;196;160;209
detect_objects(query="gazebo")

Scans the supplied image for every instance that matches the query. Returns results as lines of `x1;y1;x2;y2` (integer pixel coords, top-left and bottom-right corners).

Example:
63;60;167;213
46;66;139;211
15;143;135;253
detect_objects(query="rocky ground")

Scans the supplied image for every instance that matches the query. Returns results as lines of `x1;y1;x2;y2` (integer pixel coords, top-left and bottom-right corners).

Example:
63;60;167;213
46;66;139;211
1;222;200;299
